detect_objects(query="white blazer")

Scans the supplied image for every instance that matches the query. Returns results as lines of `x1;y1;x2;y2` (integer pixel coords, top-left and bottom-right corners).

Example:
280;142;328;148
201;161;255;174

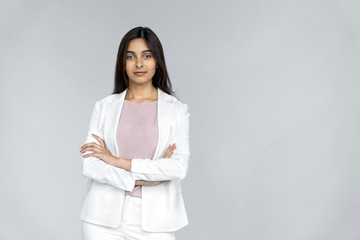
80;87;190;232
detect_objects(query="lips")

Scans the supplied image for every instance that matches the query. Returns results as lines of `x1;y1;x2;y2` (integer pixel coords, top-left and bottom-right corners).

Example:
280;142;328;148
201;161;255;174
134;71;146;76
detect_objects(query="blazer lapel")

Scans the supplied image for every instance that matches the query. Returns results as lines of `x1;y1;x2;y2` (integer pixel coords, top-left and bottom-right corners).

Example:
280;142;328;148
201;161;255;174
103;88;174;160
154;89;173;160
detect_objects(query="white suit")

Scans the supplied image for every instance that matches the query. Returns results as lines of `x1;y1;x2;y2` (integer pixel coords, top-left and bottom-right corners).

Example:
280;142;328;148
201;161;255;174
80;88;190;232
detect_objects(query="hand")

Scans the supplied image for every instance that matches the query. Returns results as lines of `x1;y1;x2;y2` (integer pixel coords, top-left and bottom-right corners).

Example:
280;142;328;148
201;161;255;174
80;134;118;166
164;143;176;158
135;143;176;186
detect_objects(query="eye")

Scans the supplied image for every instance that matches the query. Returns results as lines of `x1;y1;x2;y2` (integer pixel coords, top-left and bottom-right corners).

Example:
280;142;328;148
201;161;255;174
143;54;152;59
126;55;135;60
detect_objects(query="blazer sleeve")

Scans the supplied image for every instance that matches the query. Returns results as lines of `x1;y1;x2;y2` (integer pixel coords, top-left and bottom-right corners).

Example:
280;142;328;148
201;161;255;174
130;102;190;181
80;100;136;191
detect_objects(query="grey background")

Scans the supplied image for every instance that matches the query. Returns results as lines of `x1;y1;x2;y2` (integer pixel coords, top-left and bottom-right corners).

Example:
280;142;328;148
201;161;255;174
1;0;359;239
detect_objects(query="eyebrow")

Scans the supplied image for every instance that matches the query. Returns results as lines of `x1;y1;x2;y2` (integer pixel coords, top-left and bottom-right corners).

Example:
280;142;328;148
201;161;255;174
126;50;152;54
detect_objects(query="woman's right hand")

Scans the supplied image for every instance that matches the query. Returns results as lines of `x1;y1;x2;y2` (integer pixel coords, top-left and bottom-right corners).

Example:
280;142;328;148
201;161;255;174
135;143;176;186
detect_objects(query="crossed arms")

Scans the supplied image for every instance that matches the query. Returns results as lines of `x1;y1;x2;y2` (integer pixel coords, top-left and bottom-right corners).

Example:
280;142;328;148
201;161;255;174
80;100;190;191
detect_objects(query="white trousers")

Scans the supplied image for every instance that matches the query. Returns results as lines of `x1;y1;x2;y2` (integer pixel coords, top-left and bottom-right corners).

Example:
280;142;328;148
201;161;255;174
81;194;176;240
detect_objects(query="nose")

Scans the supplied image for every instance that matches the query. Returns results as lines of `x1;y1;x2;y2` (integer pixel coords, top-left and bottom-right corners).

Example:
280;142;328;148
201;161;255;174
136;58;143;68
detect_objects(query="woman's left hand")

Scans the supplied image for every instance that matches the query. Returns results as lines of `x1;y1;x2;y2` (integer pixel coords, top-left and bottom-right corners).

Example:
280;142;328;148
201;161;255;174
80;134;119;166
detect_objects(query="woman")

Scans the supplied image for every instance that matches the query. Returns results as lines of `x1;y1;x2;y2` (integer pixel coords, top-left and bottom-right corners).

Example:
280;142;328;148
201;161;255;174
79;26;190;240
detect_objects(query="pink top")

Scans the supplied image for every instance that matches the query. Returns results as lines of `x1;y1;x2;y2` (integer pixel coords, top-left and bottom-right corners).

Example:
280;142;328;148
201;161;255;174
116;99;159;198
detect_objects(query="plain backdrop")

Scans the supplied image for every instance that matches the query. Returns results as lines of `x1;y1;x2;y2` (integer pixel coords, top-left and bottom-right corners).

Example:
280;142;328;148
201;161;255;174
1;0;359;239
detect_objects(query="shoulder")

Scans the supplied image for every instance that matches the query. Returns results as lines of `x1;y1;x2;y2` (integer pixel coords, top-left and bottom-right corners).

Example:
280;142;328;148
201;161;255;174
94;93;120;107
87;94;120;115
99;93;119;103
160;89;188;108
165;93;190;120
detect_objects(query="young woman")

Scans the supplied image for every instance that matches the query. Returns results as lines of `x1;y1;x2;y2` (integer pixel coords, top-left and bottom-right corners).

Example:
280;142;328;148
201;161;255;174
79;26;190;240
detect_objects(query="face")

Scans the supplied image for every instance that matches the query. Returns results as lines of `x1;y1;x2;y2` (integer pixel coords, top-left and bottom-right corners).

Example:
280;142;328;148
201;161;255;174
125;38;157;86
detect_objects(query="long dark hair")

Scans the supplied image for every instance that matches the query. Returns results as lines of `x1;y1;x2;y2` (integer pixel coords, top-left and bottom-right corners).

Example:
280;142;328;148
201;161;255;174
113;26;175;96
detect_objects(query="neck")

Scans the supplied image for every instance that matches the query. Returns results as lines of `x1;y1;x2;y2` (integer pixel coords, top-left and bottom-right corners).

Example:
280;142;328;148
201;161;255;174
126;83;158;101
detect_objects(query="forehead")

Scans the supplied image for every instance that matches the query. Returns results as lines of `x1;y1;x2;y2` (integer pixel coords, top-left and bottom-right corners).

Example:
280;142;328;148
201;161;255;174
127;38;150;52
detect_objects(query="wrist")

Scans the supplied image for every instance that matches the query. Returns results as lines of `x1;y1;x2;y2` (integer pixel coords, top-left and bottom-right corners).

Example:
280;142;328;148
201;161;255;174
116;157;132;171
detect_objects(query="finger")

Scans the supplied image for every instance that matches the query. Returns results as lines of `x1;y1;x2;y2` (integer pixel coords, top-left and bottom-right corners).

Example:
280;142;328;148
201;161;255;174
81;143;101;151
166;144;176;151
167;145;176;153
164;144;176;158
92;134;106;148
164;149;174;157
81;142;106;151
81;145;104;153
82;153;98;158
165;146;173;154
164;150;175;158
81;142;99;149
164;151;172;158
